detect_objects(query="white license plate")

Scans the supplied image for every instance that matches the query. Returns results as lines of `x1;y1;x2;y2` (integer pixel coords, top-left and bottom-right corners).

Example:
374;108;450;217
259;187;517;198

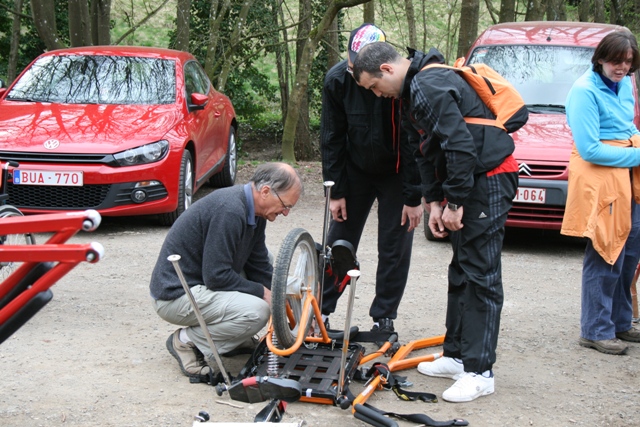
514;187;546;204
13;169;83;187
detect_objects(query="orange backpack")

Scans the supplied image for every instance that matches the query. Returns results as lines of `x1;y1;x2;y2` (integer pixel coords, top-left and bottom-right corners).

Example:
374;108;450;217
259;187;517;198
421;63;528;133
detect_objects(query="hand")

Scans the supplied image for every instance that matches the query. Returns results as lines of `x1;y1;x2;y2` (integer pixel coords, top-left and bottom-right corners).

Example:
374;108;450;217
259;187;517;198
428;201;449;239
330;198;347;222
262;287;272;306
442;205;464;231
401;205;423;232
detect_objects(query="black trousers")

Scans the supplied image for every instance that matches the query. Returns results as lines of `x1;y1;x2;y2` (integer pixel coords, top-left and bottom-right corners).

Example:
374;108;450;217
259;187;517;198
443;171;518;373
321;166;414;321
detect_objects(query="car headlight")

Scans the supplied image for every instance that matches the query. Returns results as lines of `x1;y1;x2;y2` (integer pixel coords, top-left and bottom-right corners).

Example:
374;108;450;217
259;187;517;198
113;140;169;166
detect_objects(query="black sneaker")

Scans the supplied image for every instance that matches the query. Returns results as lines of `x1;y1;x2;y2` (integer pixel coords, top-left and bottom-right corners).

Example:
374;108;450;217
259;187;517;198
371;318;395;333
371;318;395;348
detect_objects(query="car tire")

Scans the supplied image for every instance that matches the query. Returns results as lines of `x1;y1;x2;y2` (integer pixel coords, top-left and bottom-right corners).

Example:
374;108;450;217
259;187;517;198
209;127;237;188
159;150;193;226
423;207;448;242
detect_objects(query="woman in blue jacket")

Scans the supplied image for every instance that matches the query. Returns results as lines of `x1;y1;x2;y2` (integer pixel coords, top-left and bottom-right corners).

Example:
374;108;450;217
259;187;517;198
563;30;640;355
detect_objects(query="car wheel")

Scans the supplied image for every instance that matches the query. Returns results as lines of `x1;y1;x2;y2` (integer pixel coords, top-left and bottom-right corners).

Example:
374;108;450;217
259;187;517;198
209;127;237;188
159;150;193;226
423;207;448;242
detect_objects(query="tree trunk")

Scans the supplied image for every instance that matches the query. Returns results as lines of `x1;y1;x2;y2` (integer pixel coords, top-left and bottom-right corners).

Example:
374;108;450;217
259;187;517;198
404;0;417;48
524;0;545;21
217;0;254;92
610;0;623;25
281;0;369;163
545;0;566;21
31;0;65;50
294;0;313;161
499;0;515;23
276;0;291;123
174;0;190;51
578;0;590;22
325;5;340;69
7;0;23;83
68;0;91;47
205;0;231;82
90;0;111;45
594;0;605;22
363;0;374;23
456;0;479;59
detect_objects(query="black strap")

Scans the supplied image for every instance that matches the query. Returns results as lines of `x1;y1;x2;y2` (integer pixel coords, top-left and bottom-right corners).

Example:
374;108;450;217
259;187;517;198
363;403;469;427
354;363;468;426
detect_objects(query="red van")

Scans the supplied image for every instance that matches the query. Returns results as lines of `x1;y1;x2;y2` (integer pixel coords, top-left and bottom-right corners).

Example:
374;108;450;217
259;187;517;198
463;22;640;231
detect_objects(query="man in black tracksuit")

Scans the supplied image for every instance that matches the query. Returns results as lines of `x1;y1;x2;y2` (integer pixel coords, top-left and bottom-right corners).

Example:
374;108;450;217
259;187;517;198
320;24;423;334
353;43;522;403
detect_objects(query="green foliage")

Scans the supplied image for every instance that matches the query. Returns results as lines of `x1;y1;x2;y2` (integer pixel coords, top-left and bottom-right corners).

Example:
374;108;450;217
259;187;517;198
226;66;278;118
0;0;69;82
167;0;280;120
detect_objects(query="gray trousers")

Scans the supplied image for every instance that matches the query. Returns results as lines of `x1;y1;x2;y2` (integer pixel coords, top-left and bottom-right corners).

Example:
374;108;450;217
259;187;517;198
152;285;270;357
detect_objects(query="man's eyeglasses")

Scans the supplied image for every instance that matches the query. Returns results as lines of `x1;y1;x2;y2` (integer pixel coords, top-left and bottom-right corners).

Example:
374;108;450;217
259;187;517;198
272;190;294;211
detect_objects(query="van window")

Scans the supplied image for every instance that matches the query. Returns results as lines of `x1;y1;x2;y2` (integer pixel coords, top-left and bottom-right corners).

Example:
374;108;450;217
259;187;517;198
467;45;594;111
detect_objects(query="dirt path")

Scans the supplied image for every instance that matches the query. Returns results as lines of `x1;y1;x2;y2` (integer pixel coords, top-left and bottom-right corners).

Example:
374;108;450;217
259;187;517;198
1;162;638;427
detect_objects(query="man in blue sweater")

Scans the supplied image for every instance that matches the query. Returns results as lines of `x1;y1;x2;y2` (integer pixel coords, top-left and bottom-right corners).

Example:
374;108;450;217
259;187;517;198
150;162;303;382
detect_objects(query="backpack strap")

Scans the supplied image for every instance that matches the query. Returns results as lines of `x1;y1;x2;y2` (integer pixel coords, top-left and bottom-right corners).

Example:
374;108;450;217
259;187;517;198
420;64;506;131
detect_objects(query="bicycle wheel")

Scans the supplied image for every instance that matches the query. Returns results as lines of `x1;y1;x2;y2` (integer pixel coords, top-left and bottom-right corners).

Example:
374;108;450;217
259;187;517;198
0;205;36;281
271;228;319;349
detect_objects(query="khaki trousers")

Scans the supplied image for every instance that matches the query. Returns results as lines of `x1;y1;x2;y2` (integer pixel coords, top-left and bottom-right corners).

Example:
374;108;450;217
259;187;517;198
153;285;270;357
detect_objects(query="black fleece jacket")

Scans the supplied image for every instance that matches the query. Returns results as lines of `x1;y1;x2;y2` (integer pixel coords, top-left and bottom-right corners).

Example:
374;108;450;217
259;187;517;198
401;49;516;207
320;59;422;206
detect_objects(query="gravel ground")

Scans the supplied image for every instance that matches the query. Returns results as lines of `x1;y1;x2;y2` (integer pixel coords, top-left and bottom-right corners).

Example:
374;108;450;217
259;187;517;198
1;161;639;427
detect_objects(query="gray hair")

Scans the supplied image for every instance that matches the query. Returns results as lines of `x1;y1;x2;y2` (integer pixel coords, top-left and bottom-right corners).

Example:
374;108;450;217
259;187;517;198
250;162;303;194
353;42;403;83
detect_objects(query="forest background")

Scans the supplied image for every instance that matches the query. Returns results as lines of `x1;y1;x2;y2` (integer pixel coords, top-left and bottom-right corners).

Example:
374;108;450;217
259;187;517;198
0;0;639;164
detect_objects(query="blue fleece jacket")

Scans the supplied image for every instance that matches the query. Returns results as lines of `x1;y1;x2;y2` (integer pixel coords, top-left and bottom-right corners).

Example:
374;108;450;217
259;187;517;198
565;69;640;167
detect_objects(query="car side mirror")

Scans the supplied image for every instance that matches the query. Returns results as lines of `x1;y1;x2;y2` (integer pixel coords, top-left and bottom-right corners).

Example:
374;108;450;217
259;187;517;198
189;93;208;111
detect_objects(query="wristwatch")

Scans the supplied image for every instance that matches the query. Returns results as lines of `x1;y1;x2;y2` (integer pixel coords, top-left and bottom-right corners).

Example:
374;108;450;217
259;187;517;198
447;202;460;211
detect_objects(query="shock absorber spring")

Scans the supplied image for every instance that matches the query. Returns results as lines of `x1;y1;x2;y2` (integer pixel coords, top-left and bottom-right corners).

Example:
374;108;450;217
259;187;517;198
267;331;279;377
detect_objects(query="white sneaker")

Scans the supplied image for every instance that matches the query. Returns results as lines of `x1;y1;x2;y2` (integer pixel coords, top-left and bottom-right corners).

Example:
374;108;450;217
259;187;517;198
417;356;464;380
442;372;495;403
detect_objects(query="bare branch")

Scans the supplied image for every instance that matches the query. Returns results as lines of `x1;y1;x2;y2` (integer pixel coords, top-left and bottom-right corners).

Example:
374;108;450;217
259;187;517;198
113;0;171;45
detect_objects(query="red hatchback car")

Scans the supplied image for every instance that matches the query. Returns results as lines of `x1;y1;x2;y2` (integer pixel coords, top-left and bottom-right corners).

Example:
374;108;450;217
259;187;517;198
464;22;640;231
0;46;237;225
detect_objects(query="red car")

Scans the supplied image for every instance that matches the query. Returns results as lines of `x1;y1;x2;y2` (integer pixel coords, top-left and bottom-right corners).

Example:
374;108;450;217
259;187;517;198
0;46;237;225
464;21;640;231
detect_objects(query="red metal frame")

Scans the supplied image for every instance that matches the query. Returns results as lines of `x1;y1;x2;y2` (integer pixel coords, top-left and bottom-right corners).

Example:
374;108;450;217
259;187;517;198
0;210;103;327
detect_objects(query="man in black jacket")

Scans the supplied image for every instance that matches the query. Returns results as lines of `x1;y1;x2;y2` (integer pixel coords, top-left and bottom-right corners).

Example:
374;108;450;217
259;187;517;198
353;43;521;402
320;24;422;335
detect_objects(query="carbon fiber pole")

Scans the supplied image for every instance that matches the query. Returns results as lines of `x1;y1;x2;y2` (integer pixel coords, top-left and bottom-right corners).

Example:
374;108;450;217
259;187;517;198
337;269;360;397
168;254;231;386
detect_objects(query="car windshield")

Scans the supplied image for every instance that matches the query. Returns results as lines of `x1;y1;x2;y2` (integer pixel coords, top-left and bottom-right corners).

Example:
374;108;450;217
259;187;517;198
467;45;594;110
7;55;176;105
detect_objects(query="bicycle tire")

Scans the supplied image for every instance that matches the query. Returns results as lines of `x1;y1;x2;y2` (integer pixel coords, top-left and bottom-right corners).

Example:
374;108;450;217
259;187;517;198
0;205;36;281
271;227;319;349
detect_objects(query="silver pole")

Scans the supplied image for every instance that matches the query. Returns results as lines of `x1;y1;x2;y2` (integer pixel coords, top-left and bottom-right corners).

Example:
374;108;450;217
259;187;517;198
318;181;334;319
337;269;360;397
168;254;232;386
